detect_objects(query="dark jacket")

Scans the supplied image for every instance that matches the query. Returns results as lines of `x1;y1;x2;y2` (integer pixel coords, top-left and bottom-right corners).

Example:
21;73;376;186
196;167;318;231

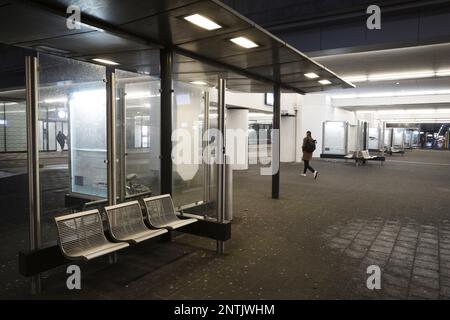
302;137;314;161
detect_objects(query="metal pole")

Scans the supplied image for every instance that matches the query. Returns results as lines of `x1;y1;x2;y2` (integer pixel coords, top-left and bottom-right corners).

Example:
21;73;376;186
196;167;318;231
217;78;226;254
363;122;368;150
203;91;210;203
106;69;117;206
160;49;173;195
25;55;41;294
225;155;233;221
106;69;118;264
272;85;281;199
117;87;126;202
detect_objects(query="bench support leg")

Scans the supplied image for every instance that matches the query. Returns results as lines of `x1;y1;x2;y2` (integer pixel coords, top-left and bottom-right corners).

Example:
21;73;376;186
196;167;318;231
108;252;118;264
31;275;41;294
216;240;225;255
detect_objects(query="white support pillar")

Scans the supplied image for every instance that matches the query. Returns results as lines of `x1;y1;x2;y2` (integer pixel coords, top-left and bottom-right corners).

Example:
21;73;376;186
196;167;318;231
226;108;249;170
280;115;296;162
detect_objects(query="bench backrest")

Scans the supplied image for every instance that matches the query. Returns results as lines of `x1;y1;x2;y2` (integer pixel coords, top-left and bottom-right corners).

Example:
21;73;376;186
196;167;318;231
54;210;108;257
143;194;178;222
104;201;147;239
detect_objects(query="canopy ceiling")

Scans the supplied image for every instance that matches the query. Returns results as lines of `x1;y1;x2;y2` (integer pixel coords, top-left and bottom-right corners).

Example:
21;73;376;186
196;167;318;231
0;0;354;93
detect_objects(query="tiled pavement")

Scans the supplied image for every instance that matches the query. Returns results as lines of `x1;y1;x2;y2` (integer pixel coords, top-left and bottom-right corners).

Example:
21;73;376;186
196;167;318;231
2;149;450;299
323;218;450;299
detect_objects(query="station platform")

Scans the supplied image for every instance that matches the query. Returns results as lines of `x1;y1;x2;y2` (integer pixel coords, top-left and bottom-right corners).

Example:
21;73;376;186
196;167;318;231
1;150;447;299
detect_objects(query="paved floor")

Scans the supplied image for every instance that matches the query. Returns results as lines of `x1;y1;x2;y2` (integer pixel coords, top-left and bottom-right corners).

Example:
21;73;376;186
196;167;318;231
2;149;450;299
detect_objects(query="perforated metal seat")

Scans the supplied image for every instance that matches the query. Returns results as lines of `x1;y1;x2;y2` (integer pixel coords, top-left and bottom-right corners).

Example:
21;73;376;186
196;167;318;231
143;194;197;230
362;150;376;160
104;201;167;244
54;210;129;261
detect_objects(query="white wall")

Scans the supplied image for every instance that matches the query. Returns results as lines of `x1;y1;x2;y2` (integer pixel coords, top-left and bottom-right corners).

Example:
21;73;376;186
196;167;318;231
280;116;296;162
332;92;450;124
298;93;355;158
226;109;249;170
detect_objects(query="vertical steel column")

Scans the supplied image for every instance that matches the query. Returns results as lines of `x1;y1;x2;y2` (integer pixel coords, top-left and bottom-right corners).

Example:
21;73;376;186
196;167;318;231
216;78;226;254
160;49;173;195
25;55;41;293
381;122;385;157
117;87;126;202
272;85;281;199
203;91;210;203
363;122;368;150
390;127;394;151
106;69;117;206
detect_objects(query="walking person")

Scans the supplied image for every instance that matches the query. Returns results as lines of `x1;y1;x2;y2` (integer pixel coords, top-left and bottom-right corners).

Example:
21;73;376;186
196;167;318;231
301;131;319;179
56;131;67;151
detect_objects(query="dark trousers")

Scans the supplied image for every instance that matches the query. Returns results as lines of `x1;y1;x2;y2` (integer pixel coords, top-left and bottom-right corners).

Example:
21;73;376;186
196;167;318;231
303;160;315;174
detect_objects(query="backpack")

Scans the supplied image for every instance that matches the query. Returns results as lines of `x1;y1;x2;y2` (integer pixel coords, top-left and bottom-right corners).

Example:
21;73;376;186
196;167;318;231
304;139;316;153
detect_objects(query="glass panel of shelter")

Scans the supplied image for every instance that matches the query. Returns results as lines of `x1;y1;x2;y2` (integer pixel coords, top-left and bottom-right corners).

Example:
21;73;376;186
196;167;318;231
0;44;29;297
115;69;161;200
38;53;107;246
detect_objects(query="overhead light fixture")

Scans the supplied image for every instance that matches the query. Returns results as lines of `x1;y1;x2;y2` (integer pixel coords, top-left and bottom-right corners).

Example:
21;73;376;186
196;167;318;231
230;37;259;49
436;70;450;77
343;75;368;83
184;14;222;31
92;58;120;66
332;89;450;99
318;79;332;85
304;73;319;79
191;81;208;85
342;69;450;83
368;71;435;82
43;97;68;104
58;110;67;119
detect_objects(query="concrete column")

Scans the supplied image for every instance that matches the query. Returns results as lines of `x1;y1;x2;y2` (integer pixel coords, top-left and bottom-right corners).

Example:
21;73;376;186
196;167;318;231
226;108;249;170
280;115;296;162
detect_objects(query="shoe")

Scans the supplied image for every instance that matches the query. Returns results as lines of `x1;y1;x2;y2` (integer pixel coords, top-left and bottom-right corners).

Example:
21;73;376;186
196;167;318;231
314;171;319;179
301;173;306;177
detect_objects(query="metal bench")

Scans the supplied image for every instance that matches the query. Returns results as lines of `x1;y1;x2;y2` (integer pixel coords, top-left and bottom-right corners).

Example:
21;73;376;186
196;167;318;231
143;194;197;230
362;150;385;161
104;201;167;244
54;210;129;261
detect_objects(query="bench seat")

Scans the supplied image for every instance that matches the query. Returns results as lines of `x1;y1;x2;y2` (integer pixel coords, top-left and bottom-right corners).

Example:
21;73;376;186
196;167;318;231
54;209;129;261
104;201;168;244
144;194;198;230
67;242;129;261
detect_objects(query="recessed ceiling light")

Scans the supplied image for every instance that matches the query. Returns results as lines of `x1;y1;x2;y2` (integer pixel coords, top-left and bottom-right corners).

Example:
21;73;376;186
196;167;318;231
343;75;368;83
43;97;68;104
368;71;434;82
318;79;332;85
184;14;222;31
191;81;208;85
436;70;450;77
92;58;120;65
304;73;319;79
230;37;259;49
